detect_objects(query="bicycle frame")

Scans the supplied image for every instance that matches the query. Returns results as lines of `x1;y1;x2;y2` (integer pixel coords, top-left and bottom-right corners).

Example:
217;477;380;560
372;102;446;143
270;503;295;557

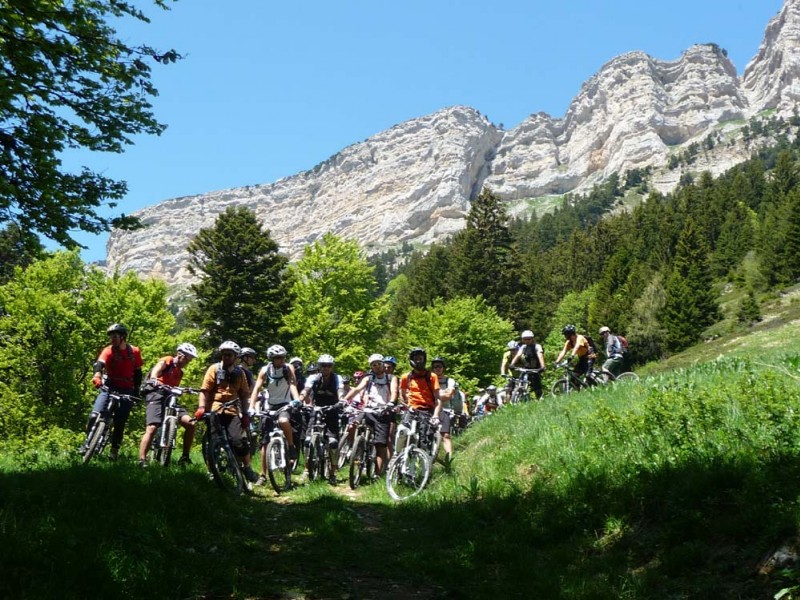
83;386;138;464
201;399;249;494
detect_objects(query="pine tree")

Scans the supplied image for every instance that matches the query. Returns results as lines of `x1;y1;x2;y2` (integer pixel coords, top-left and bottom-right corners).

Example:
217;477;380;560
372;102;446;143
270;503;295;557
736;288;761;325
662;217;719;351
185;207;291;354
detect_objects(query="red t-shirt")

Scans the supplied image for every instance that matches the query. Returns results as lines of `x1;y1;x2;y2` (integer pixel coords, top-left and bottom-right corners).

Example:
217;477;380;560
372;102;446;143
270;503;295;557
155;356;183;387
98;343;143;390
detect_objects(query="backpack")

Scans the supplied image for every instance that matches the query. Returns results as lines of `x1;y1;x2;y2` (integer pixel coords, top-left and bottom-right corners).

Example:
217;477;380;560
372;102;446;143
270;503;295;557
585;335;599;356
618;335;629;354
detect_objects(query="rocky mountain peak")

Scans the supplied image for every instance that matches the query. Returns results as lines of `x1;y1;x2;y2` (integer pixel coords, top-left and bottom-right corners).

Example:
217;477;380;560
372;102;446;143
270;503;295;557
106;1;800;286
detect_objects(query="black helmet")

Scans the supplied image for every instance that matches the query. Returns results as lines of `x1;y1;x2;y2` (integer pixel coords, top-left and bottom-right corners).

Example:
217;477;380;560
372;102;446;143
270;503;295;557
408;347;427;368
107;323;128;337
431;356;446;368
306;362;319;375
562;324;577;336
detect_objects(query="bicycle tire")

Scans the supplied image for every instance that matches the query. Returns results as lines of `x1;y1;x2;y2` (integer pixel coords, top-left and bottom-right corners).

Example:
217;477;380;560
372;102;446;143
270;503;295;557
386;446;431;501
551;378;571;397
82;419;107;465
266;437;291;494
615;372;640;383
209;437;246;496
430;431;442;464
365;433;377;481
306;436;319;481
349;435;366;489
158;418;177;467
337;430;352;469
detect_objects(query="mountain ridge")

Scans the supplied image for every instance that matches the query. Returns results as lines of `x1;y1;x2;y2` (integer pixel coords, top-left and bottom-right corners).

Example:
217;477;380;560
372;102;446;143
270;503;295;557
107;0;800;285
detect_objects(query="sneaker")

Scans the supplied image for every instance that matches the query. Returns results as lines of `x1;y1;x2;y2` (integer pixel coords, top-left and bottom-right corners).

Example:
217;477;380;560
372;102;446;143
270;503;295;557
328;473;337;486
177;455;192;467
109;448;119;461
243;466;259;483
255;475;267;487
138;459;148;469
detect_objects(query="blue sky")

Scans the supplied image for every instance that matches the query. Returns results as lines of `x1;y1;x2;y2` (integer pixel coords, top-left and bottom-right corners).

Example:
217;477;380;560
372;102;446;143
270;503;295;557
60;0;784;261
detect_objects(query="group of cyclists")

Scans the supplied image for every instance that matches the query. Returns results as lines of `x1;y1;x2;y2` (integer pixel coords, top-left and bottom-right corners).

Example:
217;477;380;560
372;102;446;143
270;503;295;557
79;321;629;489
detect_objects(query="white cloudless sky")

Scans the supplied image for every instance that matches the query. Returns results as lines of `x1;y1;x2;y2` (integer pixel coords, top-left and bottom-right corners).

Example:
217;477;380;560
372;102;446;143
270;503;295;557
57;0;784;260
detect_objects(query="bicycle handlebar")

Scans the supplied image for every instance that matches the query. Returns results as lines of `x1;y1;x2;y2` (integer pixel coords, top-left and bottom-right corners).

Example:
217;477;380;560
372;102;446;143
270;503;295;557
99;385;140;402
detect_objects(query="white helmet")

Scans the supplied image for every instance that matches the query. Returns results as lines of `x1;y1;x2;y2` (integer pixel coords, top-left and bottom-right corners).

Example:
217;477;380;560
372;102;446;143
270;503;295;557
317;353;335;365
267;344;287;359
218;340;241;355
520;330;534;339
368;353;384;365
240;347;257;358
176;342;198;358
290;356;303;365
507;341;517;350
599;326;611;334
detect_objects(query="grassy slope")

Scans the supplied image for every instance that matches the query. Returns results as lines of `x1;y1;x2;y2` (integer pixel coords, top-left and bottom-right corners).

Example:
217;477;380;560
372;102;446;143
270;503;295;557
4;292;800;599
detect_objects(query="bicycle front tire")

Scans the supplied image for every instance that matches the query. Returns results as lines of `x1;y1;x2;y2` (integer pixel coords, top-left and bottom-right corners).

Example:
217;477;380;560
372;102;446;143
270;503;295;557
158;418;177;467
386;446;431;501
267;437;291;494
209;437;246;496
82;420;107;465
349;435;366;489
551;378;571;397
615;372;640;383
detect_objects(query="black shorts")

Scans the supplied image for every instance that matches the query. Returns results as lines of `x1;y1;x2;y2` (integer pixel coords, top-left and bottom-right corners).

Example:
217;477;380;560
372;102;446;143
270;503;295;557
259;403;297;446
145;396;188;426
219;413;249;458
365;411;394;446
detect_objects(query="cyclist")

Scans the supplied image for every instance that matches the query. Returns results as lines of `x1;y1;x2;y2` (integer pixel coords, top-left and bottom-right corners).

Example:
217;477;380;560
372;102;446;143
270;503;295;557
474;385;502;417
510;330;546;399
398;347;442;454
599;326;624;378
430;356;457;465
383;356;398;376
195;341;258;483
500;340;519;401
300;353;345;484
239;347;258;390
248;344;301;487
80;323;143;460
555;324;595;384
137;342;198;468
344;354;398;475
290;357;306;394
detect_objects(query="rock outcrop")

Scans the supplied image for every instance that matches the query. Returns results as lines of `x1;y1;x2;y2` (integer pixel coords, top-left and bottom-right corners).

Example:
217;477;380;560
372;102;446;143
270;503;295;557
107;0;800;286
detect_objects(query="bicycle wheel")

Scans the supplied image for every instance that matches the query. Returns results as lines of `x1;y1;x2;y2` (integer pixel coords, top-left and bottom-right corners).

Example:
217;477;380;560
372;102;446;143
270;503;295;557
208;437;246;496
306;438;319;481
337;430;352;469
551;378;571;397
82;420;107;465
615;372;640;383
365;438;378;481
349;435;366;489
158;418;177;467
386;447;431;501
267;437;291;494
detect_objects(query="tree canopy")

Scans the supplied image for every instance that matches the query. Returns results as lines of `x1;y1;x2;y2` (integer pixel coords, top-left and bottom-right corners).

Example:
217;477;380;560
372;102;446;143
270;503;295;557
0;0;179;246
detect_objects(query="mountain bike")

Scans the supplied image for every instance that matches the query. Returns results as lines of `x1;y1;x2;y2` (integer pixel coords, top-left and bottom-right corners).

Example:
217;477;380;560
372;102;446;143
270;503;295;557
200;399;249;496
505;367;543;403
349;405;392;489
260;404;297;494
82;386;139;465
151;385;198;467
336;408;354;469
551;361;639;396
304;404;340;482
386;408;438;501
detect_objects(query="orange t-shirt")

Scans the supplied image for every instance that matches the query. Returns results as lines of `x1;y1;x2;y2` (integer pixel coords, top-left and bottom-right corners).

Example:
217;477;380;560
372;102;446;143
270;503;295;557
563;335;591;358
201;363;250;415
400;370;440;410
154;356;184;387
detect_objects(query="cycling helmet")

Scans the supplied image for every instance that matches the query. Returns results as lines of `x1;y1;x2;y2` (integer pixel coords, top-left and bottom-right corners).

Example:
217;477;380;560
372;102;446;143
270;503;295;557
431;356;446;368
408;348;428;367
342;375;351;384
486;385;497;393
383;356;398;365
317;353;335;366
507;341;518;350
240;347;257;358
353;370;366;381
290;356;303;366
218;340;241;355
176;342;198;358
599;326;611;334
306;362;319;374
107;323;128;336
267;344;287;359
367;353;384;365
520;330;534;339
562;324;577;336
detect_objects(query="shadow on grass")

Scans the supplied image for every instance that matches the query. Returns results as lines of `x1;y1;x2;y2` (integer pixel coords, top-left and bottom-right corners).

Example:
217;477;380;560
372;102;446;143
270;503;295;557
1;453;799;599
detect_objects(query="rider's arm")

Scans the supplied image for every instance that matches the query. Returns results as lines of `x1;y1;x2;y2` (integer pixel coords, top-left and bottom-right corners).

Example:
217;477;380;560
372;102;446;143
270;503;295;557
389;375;399;404
344;377;368;402
249;367;267;412
537;346;546;370
287;364;300;402
500;352;510;376
510;348;524;368
298;376;313;405
432;378;442;419
399;375;409;406
439;378;455;403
